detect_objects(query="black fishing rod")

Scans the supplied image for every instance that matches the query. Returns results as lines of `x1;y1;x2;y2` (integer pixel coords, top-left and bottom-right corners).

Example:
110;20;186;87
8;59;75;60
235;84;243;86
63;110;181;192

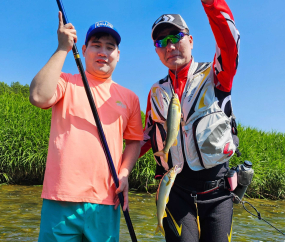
55;1;138;241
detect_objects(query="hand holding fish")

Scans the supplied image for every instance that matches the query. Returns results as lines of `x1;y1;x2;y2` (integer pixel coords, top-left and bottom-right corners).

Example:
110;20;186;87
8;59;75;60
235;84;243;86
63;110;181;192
114;171;129;211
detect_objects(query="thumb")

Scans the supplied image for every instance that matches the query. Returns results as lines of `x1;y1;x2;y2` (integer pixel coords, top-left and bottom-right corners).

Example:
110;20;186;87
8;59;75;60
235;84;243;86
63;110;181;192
115;183;123;194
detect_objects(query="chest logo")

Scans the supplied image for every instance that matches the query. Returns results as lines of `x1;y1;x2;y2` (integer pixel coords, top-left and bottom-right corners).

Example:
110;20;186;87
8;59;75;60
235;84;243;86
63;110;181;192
116;101;126;109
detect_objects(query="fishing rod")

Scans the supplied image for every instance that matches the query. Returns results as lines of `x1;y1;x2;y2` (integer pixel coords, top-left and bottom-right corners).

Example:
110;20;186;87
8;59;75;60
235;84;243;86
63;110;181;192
55;1;138;241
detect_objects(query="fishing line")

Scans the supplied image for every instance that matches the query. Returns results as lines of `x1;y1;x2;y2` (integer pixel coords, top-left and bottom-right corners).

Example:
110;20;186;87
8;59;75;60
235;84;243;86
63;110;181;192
174;40;181;96
231;193;285;237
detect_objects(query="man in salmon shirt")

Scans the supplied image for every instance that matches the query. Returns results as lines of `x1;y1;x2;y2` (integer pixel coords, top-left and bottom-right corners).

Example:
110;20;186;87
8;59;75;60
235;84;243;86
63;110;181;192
140;0;240;241
30;11;143;242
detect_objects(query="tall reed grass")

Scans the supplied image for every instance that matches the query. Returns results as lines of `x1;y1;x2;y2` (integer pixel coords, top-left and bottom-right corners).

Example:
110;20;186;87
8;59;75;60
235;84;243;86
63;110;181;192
0;92;51;184
0;82;284;198
230;126;285;199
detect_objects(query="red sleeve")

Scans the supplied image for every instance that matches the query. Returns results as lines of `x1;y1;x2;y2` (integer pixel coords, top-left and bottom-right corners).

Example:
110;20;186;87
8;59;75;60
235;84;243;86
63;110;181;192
202;0;240;92
139;90;153;157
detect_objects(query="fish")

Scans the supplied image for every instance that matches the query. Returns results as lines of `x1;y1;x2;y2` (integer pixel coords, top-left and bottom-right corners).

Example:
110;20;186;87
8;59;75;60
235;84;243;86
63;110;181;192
154;93;181;163
155;165;182;236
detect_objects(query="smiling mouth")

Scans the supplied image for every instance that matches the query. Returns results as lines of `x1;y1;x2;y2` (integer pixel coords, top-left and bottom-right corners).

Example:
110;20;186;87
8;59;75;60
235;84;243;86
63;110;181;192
96;60;108;64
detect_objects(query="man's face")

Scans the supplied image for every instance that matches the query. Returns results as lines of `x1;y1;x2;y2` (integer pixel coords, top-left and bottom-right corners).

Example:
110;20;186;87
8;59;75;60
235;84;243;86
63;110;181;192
155;26;193;72
82;35;120;79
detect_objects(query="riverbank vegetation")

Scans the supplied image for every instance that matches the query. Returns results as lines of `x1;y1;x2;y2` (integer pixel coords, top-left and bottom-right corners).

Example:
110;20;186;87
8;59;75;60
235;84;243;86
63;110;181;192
0;82;284;199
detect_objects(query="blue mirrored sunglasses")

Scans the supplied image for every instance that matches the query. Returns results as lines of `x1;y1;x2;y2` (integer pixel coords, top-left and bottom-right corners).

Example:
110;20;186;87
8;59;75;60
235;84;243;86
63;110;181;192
154;32;189;48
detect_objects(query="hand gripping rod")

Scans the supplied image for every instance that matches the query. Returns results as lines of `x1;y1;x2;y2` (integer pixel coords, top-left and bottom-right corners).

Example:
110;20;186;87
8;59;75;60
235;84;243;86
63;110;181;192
55;1;138;241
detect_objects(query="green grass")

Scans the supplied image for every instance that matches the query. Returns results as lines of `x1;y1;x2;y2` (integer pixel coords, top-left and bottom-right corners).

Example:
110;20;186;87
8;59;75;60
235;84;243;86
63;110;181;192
0;82;284;199
129;149;159;193
0;92;51;184
229;126;285;199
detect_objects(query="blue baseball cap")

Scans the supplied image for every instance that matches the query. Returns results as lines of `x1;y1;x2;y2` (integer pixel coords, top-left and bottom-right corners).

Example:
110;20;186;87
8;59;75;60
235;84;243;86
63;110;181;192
85;21;121;46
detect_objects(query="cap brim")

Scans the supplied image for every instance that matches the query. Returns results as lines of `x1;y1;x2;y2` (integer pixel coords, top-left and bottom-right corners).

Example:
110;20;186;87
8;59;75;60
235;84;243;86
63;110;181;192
86;27;121;45
151;22;184;40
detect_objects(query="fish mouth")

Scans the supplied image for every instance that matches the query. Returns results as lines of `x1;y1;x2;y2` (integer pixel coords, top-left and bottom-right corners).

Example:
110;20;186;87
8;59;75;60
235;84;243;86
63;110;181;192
173;93;179;99
173;165;182;173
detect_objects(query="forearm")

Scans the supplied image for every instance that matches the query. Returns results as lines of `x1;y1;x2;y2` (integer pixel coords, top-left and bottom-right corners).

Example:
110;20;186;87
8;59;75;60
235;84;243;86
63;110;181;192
29;48;67;108
202;0;239;92
120;140;141;177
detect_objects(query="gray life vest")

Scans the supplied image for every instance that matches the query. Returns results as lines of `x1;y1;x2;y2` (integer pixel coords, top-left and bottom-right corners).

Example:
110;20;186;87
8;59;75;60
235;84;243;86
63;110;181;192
150;58;236;172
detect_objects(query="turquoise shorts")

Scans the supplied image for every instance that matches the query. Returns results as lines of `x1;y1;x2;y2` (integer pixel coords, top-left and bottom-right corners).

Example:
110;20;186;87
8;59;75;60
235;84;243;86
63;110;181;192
38;199;120;242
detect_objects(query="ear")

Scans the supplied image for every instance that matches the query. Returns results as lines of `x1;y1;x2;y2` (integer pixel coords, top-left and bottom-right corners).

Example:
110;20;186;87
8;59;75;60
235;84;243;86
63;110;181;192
82;45;87;57
117;49;120;62
189;35;193;50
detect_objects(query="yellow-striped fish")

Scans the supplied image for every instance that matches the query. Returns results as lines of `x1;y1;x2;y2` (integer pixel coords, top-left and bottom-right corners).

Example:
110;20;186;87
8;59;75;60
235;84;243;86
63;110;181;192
154;93;181;163
155;165;182;236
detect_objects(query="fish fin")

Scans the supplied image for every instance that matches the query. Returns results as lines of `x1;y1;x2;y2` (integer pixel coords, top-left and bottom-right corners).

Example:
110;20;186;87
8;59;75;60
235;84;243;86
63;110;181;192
164;152;168;163
154;151;168;163
154;150;164;157
173;138;178;146
166;196;169;204
163;121;167;132
166;179;170;186
155;225;165;237
163;210;167;218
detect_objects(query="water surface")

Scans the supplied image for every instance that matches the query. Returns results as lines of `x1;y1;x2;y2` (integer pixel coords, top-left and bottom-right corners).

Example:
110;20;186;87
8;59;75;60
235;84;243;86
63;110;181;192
0;185;284;241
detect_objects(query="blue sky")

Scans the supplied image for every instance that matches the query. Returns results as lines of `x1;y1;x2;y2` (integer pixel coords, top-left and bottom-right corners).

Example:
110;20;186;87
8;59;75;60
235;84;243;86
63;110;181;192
1;0;284;133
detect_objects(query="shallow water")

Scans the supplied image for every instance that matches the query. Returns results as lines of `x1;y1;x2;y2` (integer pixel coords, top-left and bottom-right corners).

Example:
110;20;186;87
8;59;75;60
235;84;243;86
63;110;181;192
0;185;284;241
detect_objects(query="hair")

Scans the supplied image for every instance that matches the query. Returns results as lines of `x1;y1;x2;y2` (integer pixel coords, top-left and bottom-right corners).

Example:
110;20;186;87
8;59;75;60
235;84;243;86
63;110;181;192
184;28;190;35
86;32;119;47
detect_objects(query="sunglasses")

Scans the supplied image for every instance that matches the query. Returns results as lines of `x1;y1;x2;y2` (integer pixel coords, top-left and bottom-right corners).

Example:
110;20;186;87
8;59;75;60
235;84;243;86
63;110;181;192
154;32;189;48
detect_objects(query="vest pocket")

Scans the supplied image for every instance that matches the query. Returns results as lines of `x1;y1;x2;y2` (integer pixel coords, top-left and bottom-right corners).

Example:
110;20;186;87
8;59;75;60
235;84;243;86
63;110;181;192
192;111;235;169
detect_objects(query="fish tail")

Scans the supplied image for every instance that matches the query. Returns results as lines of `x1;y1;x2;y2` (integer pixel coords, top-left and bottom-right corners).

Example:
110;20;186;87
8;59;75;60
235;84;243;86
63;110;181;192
154;150;168;163
155;224;165;237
